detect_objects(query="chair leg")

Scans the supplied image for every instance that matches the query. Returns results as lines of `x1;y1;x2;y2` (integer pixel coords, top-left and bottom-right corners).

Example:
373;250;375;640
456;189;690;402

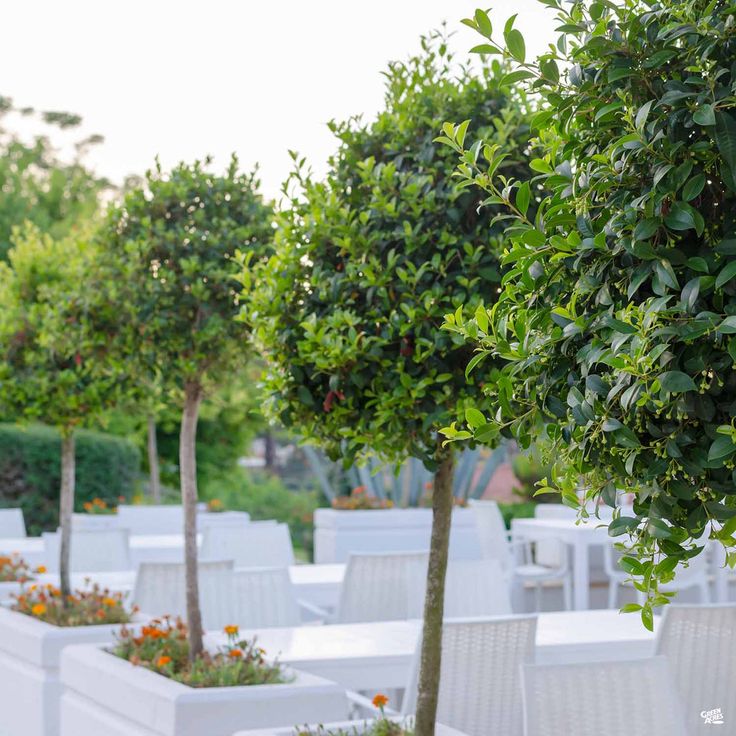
607;581;617;610
562;575;572;611
534;582;542;612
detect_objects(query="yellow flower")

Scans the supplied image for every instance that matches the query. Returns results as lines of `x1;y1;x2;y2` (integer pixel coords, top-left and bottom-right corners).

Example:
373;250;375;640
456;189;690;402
31;603;46;616
36;565;47;574
224;624;239;636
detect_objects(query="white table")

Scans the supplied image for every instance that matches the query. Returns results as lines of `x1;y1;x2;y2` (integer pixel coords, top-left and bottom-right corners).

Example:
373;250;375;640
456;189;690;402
512;517;610;610
206;610;657;690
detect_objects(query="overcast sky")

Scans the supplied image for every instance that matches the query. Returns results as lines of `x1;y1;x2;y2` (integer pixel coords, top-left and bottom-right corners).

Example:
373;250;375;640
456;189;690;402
3;0;552;199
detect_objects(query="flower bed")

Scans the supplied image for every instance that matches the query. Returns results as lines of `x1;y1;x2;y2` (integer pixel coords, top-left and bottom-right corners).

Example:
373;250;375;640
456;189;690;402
0;554;42;604
0;586;137;736
313;507;481;563
59;623;349;736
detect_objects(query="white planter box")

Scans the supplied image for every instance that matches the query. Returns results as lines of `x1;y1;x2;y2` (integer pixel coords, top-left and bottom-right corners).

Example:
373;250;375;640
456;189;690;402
314;507;481;564
199;511;251;530
0;580;23;604
0;607;137;736
72;513;120;531
60;644;350;736
236;719;468;735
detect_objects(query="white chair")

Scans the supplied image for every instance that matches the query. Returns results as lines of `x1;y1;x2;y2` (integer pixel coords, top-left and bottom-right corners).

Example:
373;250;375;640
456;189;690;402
470;500;572;611
533;504;576;568
335;551;429;624
229;567;302;628
401;615;537;736
116;504;184;535
200;523;295;568
198;511;250;530
407;559;512;618
522;656;688;736
656;604;736;735
42;528;131;572
132;560;234;629
0;508;26;538
604;542;710;608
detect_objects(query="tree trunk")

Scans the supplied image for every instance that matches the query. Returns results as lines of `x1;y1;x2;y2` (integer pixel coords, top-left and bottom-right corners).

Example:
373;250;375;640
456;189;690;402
180;383;204;660
264;430;276;472
414;446;455;736
59;432;75;603
147;415;162;502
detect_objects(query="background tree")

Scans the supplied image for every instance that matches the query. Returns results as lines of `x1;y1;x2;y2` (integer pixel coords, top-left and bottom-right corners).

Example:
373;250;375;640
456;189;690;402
442;1;736;626
102;157;273;659
0;96;110;260
0;224;129;597
250;35;530;735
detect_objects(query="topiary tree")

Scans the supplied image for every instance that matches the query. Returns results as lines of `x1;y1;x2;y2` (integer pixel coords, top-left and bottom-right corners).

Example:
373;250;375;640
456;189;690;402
441;1;736;627
102;156;273;659
250;35;531;734
0;224;130;598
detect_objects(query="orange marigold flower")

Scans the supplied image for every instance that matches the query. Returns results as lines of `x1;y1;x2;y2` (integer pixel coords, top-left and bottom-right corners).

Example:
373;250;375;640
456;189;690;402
224;624;239;636
228;648;243;658
102;597;118;607
372;693;389;709
31;603;46;616
157;655;172;667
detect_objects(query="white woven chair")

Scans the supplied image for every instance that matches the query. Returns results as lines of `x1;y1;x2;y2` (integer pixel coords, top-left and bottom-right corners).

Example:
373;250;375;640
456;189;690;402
42;528;131;572
522;656;688;736
228;567;300;628
200;523;295;568
0;508;26;538
656;604;736;735
604;542;710;608
470;500;572;611
400;615;537;736
132;560;234;628
407;558;512;618
116;504;184;535
334;551;429;624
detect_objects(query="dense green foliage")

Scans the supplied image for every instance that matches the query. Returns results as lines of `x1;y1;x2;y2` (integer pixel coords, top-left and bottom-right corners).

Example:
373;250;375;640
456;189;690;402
0;96;109;260
0;423;139;534
441;0;736;622
251;35;531;469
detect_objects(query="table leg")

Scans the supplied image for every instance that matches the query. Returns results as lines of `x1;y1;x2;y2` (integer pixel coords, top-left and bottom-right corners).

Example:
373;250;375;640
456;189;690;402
573;542;590;610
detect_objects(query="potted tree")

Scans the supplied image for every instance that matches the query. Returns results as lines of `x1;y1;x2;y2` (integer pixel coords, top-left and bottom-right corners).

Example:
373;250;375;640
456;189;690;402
250;36;530;735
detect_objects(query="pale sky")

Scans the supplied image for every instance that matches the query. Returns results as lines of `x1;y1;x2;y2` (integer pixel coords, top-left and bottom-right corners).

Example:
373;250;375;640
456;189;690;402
3;0;552;199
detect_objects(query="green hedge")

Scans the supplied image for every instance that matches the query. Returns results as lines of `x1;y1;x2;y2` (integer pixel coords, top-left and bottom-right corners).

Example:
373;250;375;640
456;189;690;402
0;423;141;534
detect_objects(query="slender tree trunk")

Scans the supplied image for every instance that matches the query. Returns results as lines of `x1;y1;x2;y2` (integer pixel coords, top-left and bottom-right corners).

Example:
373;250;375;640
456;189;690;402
264;430;276;472
414;446;455;736
59;431;75;603
147;415;162;502
180;382;204;660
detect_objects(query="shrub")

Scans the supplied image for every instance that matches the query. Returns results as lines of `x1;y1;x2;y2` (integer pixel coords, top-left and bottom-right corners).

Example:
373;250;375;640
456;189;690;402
0;423;140;534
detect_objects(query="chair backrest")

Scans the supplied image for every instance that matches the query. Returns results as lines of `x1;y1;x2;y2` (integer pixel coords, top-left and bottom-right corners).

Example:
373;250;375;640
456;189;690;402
116;505;184;535
469;500;512;570
403;615;537;736
656;604;736;734
42;529;131;572
132;559;235;629
198;511;251;530
200;523;295;568
522;656;687;736
0;508;26;538
335;551;429;624
407;559;512;618
229;567;301;628
534;504;574;567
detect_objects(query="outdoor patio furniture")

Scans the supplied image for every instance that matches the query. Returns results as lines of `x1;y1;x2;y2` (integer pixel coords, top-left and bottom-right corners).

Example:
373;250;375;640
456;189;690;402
132;559;235;628
334;551;429;624
41;528;131;572
401;615;537;736
656;604;736;734
201;522;295;568
604;542;710;608
471;500;572;611
407;558;512;618
0;508;26;538
116;504;185;535
522;656;687;736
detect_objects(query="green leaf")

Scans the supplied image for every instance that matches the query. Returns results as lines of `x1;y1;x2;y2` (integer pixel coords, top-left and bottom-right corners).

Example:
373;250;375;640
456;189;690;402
657;371;697;393
465;407;486;429
715;260;736;290
504;29;526;63
664;202;696;231
608;517;639;536
474;8;493;37
719;316;736;333
715;111;736;174
681;174;706;202
693;104;716;126
516;182;531;216
708;435;736;462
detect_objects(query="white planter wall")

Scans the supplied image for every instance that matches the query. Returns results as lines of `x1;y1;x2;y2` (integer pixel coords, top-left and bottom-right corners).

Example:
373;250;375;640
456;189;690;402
0;608;136;736
314;508;481;564
71;514;120;531
0;580;23;604
60;645;350;736
236;720;468;735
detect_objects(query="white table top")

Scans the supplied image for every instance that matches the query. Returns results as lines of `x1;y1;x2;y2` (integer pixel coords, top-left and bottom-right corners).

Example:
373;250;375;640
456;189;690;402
512;517;612;542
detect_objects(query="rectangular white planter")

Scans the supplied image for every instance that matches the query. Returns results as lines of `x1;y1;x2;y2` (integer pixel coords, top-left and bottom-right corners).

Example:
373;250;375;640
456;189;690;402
236;719;468;735
0;607;137;736
314;507;481;564
0;580;23;604
71;513;120;531
60;644;350;736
